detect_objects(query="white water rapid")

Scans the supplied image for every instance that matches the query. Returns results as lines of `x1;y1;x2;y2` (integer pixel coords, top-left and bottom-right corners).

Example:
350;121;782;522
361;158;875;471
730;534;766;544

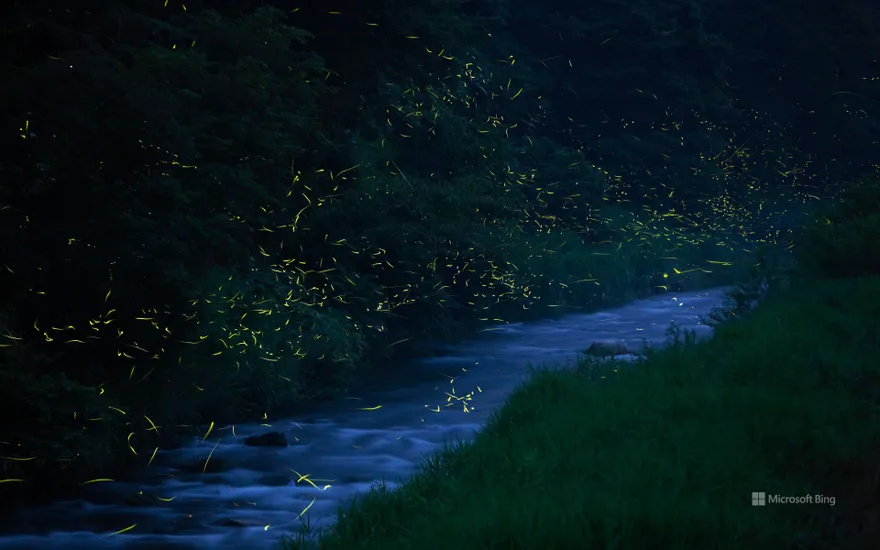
0;288;729;550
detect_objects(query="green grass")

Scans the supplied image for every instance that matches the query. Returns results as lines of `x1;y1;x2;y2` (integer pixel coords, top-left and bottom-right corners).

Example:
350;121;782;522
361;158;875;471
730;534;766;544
281;275;880;550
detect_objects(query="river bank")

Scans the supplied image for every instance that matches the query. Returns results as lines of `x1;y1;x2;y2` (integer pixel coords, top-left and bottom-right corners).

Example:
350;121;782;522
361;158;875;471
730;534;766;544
284;275;880;550
0;288;733;549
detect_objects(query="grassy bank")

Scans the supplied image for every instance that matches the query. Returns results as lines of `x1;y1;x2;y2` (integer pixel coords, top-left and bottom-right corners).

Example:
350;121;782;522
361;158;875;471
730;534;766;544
283;276;880;548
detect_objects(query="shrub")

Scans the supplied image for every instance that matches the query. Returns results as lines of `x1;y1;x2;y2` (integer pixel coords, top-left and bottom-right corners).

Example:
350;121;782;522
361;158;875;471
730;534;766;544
797;171;880;278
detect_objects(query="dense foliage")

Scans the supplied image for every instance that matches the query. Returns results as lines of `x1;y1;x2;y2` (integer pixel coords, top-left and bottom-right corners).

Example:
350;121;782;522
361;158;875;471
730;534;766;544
797;170;880;279
0;0;876;507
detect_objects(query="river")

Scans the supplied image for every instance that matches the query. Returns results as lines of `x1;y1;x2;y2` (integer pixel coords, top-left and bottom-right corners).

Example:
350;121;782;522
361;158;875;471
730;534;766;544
0;287;729;550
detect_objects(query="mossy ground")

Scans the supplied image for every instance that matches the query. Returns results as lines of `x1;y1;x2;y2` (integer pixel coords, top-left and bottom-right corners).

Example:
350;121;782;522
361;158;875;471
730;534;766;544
282;275;880;549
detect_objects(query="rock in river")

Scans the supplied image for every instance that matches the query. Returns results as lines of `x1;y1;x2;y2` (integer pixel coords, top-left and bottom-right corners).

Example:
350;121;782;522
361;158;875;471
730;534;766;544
244;431;288;447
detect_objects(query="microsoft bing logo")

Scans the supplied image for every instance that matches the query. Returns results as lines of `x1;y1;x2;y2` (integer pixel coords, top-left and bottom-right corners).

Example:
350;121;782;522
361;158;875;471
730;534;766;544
750;491;835;507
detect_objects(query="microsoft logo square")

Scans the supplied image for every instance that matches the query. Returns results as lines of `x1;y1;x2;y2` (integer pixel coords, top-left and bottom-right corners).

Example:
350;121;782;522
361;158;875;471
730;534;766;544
751;492;766;506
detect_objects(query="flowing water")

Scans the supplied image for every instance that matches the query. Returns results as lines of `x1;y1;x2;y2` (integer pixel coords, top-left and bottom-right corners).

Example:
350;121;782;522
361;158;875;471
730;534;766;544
0;288;729;550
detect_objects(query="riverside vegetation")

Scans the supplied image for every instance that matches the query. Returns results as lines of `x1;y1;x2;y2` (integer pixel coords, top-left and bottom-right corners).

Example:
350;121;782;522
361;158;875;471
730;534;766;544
280;174;880;550
0;0;877;537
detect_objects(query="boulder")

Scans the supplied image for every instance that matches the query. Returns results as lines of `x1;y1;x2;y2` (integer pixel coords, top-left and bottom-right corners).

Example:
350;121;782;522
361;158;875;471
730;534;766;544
244;431;288;447
585;340;632;357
